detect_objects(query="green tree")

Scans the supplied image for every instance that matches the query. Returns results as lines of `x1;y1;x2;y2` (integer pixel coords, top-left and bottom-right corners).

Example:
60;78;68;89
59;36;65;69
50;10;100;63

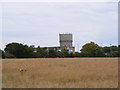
0;49;5;58
5;53;15;58
58;48;69;58
80;42;105;57
74;52;81;57
5;42;35;58
36;46;48;58
109;46;118;57
119;45;120;57
48;48;57;58
102;46;119;57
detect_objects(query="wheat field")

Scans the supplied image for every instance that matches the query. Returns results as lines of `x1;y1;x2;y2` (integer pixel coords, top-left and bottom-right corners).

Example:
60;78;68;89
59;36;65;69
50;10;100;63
2;58;118;88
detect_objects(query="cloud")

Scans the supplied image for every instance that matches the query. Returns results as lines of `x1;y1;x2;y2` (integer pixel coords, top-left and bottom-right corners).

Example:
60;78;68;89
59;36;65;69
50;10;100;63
1;0;119;2
2;2;118;51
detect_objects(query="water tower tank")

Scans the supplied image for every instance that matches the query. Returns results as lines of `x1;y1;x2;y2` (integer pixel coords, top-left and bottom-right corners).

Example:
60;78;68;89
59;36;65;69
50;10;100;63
59;34;73;48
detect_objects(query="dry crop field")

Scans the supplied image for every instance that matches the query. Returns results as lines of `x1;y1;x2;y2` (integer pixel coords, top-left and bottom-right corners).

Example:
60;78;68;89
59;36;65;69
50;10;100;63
2;58;118;88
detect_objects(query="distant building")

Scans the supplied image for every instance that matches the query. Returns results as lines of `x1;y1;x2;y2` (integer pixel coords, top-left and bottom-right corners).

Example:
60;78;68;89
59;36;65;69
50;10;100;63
59;34;72;48
42;34;75;53
59;34;75;53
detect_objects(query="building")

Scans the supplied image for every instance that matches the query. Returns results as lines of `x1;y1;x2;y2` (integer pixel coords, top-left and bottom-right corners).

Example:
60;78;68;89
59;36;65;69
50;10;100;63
59;34;75;53
42;34;75;53
59;34;72;48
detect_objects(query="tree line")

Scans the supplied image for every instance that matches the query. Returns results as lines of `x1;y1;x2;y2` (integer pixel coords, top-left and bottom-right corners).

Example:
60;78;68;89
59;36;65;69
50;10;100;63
0;42;119;58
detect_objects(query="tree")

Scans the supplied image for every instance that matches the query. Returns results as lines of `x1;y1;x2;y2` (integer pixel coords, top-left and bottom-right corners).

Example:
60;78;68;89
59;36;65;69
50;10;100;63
0;49;5;58
74;52;81;57
5;53;15;58
5;42;35;58
48;48;57;58
102;46;119;57
36;46;48;58
80;42;105;57
119;45;120;57
58;48;69;58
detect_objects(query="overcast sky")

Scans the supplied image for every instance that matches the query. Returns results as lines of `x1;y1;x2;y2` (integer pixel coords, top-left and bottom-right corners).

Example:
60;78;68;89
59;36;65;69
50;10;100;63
2;1;118;51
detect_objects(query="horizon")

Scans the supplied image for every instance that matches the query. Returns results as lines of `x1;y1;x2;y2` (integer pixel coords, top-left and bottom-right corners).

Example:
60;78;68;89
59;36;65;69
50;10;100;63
1;40;119;52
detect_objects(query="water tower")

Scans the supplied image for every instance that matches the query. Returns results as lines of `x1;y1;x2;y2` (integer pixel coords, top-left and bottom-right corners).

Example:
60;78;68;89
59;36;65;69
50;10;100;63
59;34;73;48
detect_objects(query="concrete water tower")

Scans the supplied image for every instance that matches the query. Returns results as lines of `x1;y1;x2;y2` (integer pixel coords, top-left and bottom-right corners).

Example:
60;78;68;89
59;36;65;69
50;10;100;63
59;34;73;48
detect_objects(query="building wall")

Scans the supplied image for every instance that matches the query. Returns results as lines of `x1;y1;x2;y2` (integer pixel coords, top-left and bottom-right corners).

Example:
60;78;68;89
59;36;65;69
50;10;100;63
46;46;75;54
59;34;73;48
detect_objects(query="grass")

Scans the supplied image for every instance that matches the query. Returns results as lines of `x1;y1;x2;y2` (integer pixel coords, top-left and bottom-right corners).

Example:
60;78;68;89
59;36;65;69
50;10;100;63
2;58;118;88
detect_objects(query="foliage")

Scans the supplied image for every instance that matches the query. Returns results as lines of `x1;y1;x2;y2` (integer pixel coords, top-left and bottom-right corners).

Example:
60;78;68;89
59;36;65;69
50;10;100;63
5;53;15;58
2;42;119;58
74;52;81;57
0;49;5;58
5;43;35;58
102;46;119;57
80;42;105;57
36;46;48;58
48;48;57;58
57;48;69;58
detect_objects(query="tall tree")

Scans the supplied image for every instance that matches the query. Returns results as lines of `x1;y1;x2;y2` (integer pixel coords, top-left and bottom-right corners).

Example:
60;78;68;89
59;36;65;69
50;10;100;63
80;42;105;57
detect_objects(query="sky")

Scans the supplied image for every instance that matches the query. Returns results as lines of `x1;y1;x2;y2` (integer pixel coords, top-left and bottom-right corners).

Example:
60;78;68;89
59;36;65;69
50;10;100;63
1;0;119;2
1;1;118;51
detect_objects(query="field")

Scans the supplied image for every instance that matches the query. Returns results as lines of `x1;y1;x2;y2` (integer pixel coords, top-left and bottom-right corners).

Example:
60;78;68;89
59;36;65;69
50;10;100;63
2;58;118;88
